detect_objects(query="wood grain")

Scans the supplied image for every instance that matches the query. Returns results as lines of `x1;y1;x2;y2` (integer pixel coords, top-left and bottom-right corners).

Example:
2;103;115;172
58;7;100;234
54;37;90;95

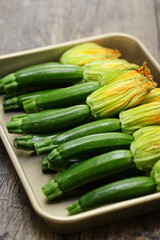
0;0;160;239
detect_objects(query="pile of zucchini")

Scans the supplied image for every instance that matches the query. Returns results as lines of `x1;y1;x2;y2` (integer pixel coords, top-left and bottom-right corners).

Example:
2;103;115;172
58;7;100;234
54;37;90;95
2;42;160;216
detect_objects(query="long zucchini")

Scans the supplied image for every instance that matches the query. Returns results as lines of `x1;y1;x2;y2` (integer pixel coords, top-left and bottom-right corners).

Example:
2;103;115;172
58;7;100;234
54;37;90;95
3;88;59;111
42;150;133;200
47;132;133;171
14;133;58;151
7;105;91;134
23;82;100;113
34;118;121;155
67;176;156;215
2;64;83;97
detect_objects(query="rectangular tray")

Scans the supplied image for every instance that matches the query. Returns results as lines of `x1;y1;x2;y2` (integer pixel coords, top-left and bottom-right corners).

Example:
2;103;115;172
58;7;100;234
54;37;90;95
0;33;160;234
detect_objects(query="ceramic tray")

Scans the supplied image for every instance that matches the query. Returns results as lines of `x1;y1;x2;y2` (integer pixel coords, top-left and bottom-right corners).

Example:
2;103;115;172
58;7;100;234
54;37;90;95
0;33;160;234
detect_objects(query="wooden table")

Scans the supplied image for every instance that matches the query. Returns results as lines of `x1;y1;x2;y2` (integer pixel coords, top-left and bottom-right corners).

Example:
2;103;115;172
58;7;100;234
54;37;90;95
0;0;160;239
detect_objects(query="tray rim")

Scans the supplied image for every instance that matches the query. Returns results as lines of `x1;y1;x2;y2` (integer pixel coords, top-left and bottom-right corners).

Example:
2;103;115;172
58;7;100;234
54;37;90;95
1;32;160;225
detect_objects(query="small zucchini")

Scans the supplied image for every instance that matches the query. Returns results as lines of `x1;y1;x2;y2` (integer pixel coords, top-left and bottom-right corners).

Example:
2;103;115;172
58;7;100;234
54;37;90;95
34;118;121;156
47;132;133;171
2;64;83;97
42;150;133;200
3;88;59;111
67;176;156;215
7;105;91;134
14;133;58;151
23;82;100;113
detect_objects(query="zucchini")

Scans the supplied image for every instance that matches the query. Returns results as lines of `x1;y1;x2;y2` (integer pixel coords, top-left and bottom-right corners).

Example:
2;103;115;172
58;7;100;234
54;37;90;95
0;62;61;95
2;64;83;97
34;118;121;156
23;82;100;113
3;88;59;111
14;133;58;151
42;150;133;200
67;176;156;215
47;132;133;171
70;163;145;197
7;105;91;134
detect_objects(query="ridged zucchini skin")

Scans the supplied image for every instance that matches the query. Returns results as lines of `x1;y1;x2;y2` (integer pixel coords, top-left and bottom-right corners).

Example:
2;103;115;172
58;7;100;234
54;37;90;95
23;82;100;113
42;150;133;200
3;89;59;111
2;64;83;97
47;132;134;171
14;133;57;151
67;176;156;215
7;105;91;134
0;62;60;95
34;118;121;155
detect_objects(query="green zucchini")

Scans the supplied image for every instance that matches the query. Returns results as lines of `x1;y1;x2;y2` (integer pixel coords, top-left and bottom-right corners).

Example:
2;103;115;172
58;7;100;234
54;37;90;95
7;105;91;134
23;82;100;113
3;88;59;111
0;62;61;95
34;118;121;156
71;163;145;197
67;176;156;215
14;133;58;151
47;132;133;171
42;150;133;200
2;64;83;97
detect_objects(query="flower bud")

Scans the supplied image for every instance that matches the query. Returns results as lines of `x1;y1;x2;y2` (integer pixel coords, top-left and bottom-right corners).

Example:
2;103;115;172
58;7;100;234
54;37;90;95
99;62;153;86
140;88;160;104
120;101;160;134
133;126;160;140
131;127;160;171
83;59;128;82
60;43;121;66
150;160;160;191
87;78;156;119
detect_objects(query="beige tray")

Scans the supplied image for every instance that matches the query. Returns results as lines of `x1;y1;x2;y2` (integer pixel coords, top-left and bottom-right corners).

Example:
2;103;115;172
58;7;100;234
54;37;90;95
0;33;160;234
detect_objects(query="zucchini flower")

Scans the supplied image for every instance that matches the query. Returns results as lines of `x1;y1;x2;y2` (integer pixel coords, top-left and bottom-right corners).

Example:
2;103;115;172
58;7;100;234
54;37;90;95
150;160;160;191
83;59;129;82
99;62;153;86
130;127;160;171
86;77;156;119
60;43;121;66
120;102;160;134
140;88;160;104
133;126;160;140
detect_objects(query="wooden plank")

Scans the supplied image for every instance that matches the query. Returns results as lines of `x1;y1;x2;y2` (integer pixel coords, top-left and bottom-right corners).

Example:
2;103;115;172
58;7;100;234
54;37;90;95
0;0;159;61
0;0;160;239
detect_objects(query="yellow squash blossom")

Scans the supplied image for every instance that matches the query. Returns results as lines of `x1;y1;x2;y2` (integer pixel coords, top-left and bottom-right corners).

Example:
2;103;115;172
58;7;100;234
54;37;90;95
99;62;153;86
120;101;160;134
131;127;160;171
60;43;121;66
140;88;160;104
87;77;156;119
83;59;130;82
